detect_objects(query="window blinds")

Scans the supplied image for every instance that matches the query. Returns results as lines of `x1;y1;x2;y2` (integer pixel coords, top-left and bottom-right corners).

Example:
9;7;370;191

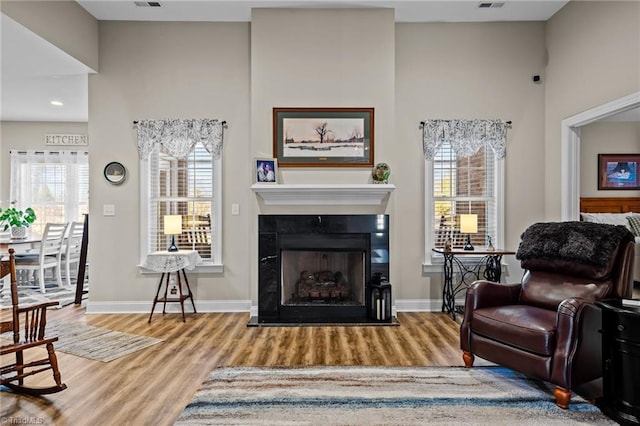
433;142;496;249
148;143;213;259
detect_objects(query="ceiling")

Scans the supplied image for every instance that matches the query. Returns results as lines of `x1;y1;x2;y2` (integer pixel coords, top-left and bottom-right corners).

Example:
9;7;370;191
76;0;569;23
9;0;625;124
1;13;92;122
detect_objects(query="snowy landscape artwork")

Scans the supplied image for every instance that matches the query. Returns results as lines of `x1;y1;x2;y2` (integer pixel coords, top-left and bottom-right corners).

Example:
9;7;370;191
283;118;365;157
273;107;374;167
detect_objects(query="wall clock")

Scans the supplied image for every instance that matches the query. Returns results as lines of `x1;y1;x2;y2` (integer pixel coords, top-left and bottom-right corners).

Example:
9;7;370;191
104;161;127;185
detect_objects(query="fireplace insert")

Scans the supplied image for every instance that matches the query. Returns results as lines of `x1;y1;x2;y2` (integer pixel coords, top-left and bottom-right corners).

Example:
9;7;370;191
258;215;389;324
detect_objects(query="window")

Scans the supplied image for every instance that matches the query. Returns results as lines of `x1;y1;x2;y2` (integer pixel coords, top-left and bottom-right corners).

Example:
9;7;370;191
140;143;222;271
9;150;88;236
424;141;504;266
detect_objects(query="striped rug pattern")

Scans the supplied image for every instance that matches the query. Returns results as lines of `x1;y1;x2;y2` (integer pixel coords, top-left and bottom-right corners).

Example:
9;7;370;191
46;322;163;362
2;321;163;362
0;281;87;309
176;366;615;425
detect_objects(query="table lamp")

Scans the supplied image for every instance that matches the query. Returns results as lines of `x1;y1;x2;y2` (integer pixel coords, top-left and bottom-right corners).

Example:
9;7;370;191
460;214;478;251
164;215;182;252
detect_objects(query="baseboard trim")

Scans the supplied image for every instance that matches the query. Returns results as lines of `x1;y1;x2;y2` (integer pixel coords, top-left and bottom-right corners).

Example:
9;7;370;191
395;298;459;312
85;299;252;314
85;299;447;314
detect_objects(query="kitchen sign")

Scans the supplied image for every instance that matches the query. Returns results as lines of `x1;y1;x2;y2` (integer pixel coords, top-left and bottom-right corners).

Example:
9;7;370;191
44;134;88;146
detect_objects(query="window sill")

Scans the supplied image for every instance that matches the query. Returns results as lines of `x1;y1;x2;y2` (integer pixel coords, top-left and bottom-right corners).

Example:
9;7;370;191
138;263;224;274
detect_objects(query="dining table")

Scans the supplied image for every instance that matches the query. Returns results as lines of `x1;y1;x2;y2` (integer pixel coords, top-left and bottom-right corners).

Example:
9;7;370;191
0;238;42;279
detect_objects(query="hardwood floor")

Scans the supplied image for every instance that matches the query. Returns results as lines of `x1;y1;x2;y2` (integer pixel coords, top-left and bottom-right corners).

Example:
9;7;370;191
1;307;464;426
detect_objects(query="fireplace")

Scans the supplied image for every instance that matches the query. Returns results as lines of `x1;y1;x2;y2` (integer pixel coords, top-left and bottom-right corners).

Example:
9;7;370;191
257;215;389;324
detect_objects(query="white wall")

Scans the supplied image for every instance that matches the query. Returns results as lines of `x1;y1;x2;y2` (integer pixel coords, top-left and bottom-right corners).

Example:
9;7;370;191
396;22;546;299
580;122;640;198
250;8;397;306
544;1;640;219
88;22;251;308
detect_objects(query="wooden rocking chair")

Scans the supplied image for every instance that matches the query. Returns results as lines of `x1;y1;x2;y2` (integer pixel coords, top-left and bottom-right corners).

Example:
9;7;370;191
1;248;67;395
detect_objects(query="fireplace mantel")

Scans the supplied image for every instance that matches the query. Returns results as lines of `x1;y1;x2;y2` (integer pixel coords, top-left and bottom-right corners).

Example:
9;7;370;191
251;184;395;206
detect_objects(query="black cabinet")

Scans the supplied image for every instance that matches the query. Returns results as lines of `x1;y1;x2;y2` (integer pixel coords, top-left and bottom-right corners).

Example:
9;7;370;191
596;300;640;425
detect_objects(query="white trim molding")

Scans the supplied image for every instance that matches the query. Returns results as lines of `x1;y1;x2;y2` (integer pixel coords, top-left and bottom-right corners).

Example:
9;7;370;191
251;183;395;205
395;299;442;312
561;91;640;221
85;299;251;314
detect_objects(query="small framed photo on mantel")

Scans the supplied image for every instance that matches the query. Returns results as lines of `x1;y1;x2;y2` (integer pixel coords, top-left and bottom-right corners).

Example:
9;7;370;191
255;158;278;184
598;154;640;190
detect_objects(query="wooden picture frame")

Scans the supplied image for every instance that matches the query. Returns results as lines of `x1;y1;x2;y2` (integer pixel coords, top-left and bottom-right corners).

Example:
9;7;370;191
273;107;374;167
255;157;278;184
598;154;640;190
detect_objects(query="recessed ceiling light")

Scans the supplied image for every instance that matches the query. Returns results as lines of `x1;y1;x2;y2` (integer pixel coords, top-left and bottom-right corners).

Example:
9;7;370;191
50;100;64;106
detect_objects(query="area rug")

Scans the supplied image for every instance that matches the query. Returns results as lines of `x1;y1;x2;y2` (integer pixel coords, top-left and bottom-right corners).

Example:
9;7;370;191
0;281;88;310
175;366;615;425
1;321;163;363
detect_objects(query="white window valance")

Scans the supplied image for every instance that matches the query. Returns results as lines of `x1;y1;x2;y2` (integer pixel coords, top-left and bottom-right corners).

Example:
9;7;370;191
135;119;225;160
421;119;510;160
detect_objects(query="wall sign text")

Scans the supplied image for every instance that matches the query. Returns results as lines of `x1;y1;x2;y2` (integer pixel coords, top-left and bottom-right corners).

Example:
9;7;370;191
44;134;88;146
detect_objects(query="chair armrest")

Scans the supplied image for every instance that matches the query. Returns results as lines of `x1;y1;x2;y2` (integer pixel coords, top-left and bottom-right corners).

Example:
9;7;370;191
463;280;522;311
0;321;13;334
460;281;522;353
551;297;602;388
16;301;60;314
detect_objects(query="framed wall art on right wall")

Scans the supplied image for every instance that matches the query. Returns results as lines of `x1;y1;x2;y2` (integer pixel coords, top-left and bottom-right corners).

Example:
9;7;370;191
598;154;640;190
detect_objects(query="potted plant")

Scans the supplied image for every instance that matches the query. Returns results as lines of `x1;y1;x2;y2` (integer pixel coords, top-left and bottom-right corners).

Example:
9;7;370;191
0;202;37;239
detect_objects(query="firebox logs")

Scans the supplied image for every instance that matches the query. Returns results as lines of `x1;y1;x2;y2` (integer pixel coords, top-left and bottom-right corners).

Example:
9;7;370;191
295;270;350;302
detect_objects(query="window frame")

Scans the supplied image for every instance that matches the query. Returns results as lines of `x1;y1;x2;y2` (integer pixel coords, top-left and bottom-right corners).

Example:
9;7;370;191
422;152;505;272
139;148;223;273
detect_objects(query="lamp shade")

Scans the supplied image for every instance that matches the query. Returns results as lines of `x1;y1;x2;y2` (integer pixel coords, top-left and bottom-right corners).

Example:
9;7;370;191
460;214;478;234
164;215;182;235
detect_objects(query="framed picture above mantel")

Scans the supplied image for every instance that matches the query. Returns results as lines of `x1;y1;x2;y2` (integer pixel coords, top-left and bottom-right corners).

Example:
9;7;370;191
598;154;640;190
273;107;374;167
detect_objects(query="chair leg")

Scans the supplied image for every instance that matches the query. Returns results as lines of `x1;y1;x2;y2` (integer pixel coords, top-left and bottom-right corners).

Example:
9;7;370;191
46;343;64;388
39;268;46;293
65;260;72;287
554;386;571;409
56;264;64;288
462;351;475;367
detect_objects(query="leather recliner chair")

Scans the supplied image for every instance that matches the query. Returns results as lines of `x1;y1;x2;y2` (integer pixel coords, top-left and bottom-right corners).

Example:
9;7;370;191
460;221;635;409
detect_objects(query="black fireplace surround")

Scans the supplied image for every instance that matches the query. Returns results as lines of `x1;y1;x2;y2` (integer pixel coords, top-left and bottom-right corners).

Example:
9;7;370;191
258;214;389;324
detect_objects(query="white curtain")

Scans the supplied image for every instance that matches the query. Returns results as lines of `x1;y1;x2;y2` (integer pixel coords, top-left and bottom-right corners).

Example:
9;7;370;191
135;119;224;159
422;119;510;160
9;150;89;234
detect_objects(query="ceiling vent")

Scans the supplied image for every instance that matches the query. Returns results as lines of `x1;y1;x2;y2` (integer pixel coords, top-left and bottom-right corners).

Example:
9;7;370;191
134;1;162;7
478;2;505;8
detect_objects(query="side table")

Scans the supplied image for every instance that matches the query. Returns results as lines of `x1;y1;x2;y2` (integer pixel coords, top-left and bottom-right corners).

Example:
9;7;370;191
432;247;515;320
143;250;202;323
595;299;640;425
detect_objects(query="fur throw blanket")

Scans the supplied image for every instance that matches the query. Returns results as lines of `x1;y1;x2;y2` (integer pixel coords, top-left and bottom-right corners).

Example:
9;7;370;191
516;221;634;268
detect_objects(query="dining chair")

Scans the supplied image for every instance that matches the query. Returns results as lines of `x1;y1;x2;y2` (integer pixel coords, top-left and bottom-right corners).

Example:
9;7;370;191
60;221;85;287
14;222;68;293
